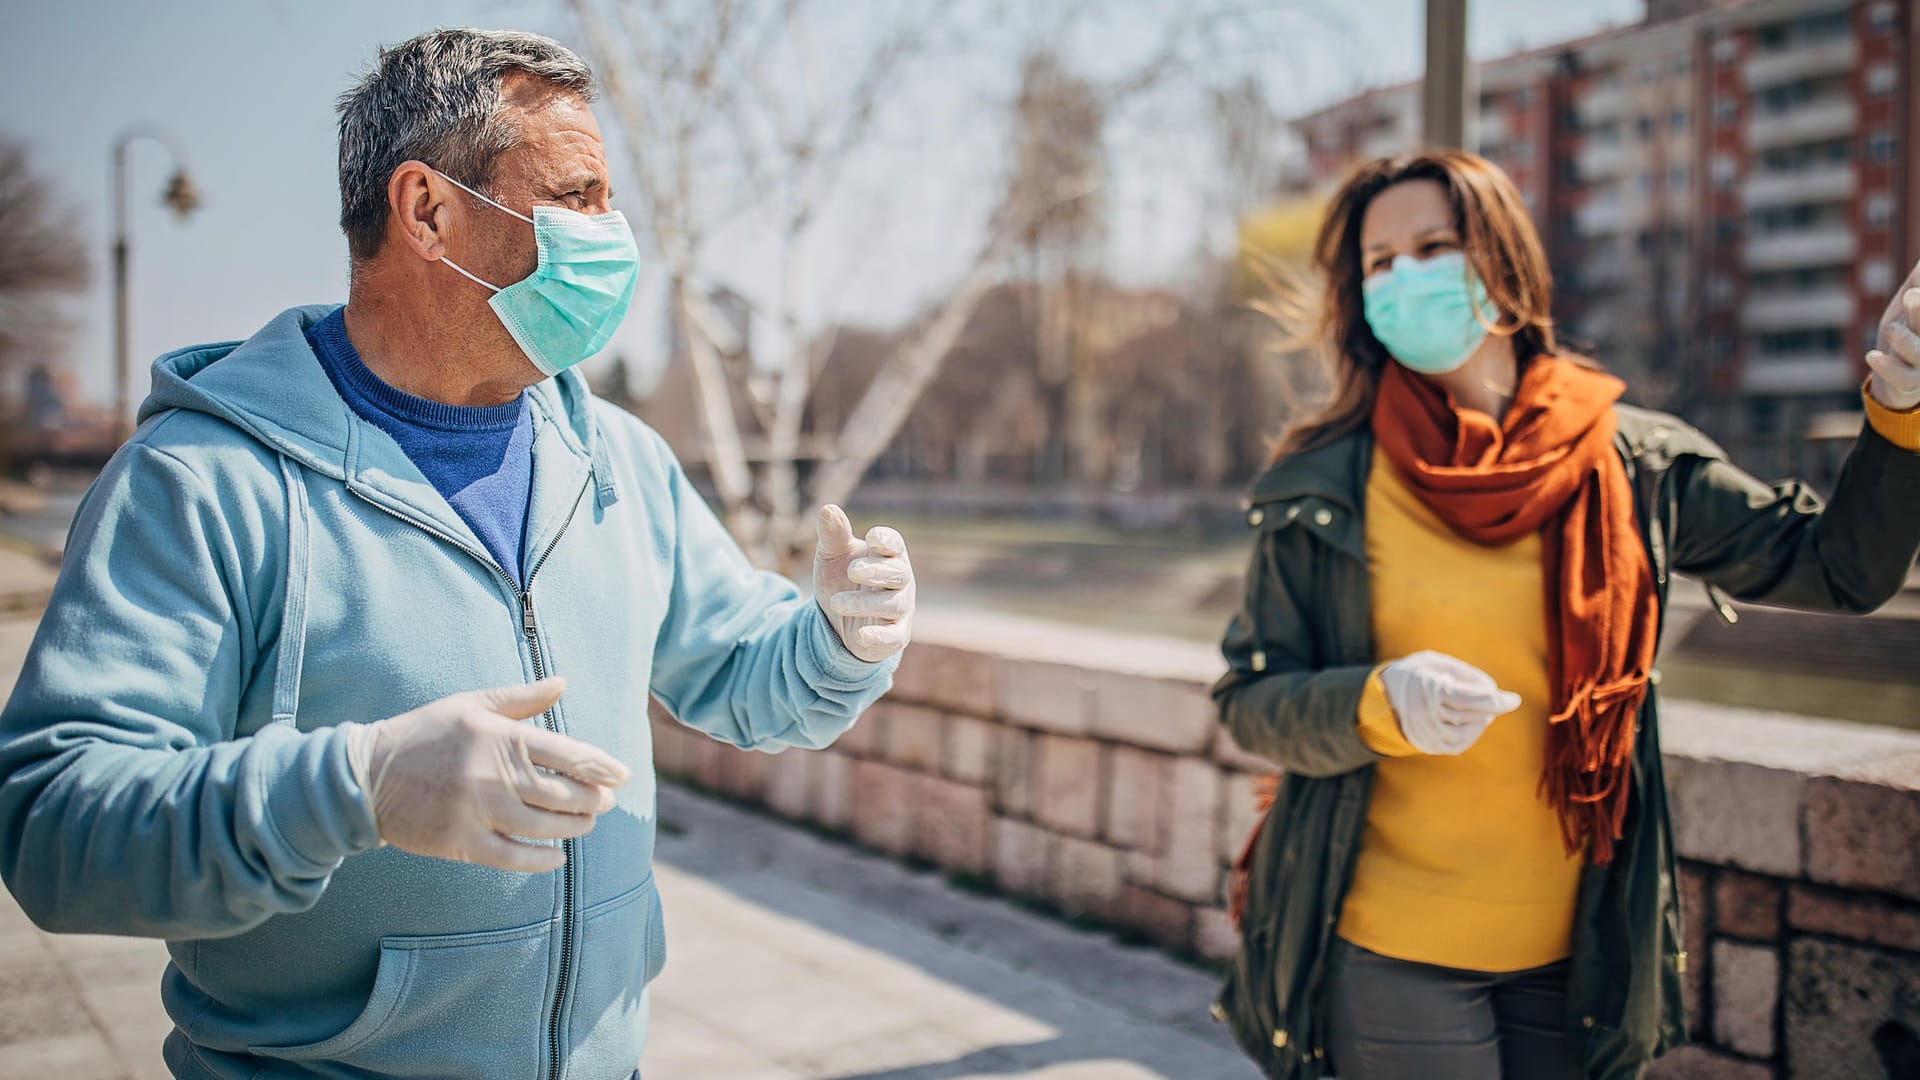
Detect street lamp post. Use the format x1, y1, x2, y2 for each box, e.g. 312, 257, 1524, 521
112, 128, 199, 442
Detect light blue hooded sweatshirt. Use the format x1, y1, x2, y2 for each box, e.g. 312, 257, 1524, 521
0, 305, 895, 1079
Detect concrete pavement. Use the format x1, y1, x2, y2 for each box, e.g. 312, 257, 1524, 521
0, 609, 1252, 1079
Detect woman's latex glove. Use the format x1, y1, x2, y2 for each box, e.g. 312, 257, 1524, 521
1866, 269, 1920, 411
1380, 650, 1523, 756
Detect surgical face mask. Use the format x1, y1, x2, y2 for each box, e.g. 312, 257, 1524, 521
1361, 251, 1500, 375
433, 168, 640, 378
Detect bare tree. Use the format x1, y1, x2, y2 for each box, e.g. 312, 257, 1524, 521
567, 0, 1333, 568
0, 138, 91, 475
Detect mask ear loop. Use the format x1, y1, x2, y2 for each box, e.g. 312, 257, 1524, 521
440, 256, 504, 293
430, 167, 535, 224
426, 166, 530, 293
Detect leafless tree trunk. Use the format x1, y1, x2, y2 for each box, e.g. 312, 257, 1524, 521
567, 0, 1335, 568
0, 138, 91, 477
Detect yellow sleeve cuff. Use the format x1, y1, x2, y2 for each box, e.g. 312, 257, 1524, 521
1357, 666, 1420, 757
1864, 381, 1920, 452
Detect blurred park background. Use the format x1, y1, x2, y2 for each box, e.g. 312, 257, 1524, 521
3, 0, 1916, 728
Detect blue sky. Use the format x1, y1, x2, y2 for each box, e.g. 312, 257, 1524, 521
0, 0, 1640, 415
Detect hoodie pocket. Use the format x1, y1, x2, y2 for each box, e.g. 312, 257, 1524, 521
564, 874, 667, 1069
248, 917, 555, 1079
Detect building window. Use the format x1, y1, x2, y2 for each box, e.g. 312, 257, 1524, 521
1871, 2, 1898, 32
1714, 218, 1740, 245
1866, 193, 1896, 229
1713, 36, 1739, 64
1638, 173, 1655, 196
1638, 115, 1655, 141
1864, 260, 1896, 295
1670, 107, 1688, 132
1511, 139, 1535, 162
1867, 64, 1898, 97
1670, 165, 1690, 191
1714, 98, 1738, 127
1868, 130, 1898, 163
1512, 88, 1531, 110
1673, 53, 1692, 76
1711, 154, 1738, 189
1637, 61, 1659, 84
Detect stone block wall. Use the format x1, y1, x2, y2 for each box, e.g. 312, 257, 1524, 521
1647, 703, 1920, 1080
648, 611, 1920, 1080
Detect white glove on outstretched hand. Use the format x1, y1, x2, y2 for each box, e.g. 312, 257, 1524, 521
343, 678, 630, 873
1380, 650, 1523, 756
1866, 279, 1920, 411
814, 504, 916, 664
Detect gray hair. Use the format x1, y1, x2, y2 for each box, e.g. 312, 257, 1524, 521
335, 28, 596, 261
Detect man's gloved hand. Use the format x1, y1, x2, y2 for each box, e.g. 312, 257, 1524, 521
343, 678, 629, 872
1380, 650, 1522, 756
813, 504, 915, 664
1866, 271, 1920, 411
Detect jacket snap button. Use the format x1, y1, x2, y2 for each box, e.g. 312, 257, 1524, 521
1248, 508, 1266, 526
1272, 1029, 1289, 1048
1210, 1003, 1228, 1023
1252, 650, 1268, 672
1649, 668, 1663, 686
1582, 1016, 1595, 1029
1313, 508, 1333, 527
1286, 505, 1301, 521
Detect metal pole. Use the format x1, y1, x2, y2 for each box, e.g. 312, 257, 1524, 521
109, 128, 194, 443
1423, 0, 1471, 150
112, 138, 131, 443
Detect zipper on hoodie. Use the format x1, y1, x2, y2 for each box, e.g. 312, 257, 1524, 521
348, 475, 590, 1080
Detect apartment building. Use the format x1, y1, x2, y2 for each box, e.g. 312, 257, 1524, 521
1693, 0, 1913, 476
1289, 0, 1914, 478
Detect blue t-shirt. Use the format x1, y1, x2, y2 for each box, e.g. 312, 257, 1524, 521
306, 308, 534, 586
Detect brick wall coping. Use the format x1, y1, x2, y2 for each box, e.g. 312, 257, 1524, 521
913, 609, 1920, 794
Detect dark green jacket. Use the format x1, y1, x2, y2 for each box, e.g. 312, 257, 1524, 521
1212, 406, 1920, 1080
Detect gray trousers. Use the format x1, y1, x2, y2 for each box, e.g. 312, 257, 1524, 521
1324, 938, 1583, 1080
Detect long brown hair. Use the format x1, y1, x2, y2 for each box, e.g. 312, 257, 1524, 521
1273, 150, 1563, 460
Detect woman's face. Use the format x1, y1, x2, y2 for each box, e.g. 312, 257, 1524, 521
1358, 179, 1463, 281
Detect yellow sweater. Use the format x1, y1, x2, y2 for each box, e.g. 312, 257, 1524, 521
1341, 389, 1920, 973
1341, 445, 1582, 972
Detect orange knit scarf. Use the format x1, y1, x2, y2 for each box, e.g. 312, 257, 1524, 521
1373, 355, 1658, 865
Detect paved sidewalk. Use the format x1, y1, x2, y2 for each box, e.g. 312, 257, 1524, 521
0, 612, 1252, 1080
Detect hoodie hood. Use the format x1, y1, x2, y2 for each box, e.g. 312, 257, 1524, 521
138, 304, 607, 488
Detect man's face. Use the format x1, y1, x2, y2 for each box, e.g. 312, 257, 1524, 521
449, 74, 615, 295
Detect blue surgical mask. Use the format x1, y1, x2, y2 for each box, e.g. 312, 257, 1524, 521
1361, 251, 1500, 375
433, 168, 640, 378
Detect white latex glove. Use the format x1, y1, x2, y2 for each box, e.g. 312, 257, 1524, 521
814, 504, 915, 663
343, 677, 629, 872
1379, 650, 1523, 756
1866, 274, 1920, 411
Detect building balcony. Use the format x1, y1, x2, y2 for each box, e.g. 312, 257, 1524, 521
1742, 165, 1856, 209
1738, 353, 1858, 394
1740, 287, 1855, 332
1742, 225, 1856, 271
1577, 141, 1634, 182
1743, 37, 1857, 91
1359, 127, 1414, 161
1477, 109, 1511, 149
1574, 200, 1631, 238
1580, 83, 1631, 124
1746, 99, 1858, 151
